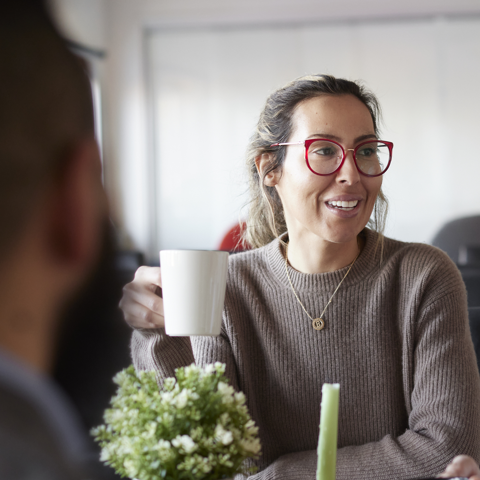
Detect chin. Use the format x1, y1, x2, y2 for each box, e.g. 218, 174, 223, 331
321, 224, 365, 245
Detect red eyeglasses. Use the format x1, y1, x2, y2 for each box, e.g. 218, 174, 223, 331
270, 138, 393, 177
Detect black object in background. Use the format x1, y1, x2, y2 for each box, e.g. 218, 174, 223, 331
432, 215, 480, 308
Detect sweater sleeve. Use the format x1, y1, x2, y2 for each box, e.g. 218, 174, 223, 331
248, 263, 480, 480
131, 328, 195, 378
131, 326, 240, 390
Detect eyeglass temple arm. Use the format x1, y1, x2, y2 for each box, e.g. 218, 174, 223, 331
270, 141, 304, 146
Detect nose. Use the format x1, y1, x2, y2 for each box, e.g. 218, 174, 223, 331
336, 149, 360, 185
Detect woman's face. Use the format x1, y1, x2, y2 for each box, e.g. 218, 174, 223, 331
271, 94, 382, 246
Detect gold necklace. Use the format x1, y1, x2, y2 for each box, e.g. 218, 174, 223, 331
285, 243, 360, 331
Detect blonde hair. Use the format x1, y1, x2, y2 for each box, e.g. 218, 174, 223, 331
244, 74, 388, 249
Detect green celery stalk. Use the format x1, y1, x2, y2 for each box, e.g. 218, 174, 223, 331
317, 383, 340, 480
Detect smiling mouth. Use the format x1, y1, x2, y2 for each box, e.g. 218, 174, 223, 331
326, 200, 359, 211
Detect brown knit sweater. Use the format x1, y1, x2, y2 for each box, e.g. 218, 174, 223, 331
131, 228, 480, 480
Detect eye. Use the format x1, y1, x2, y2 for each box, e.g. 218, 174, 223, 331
313, 147, 335, 156
357, 147, 376, 157
307, 141, 341, 159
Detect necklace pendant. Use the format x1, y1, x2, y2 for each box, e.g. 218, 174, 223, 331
312, 318, 325, 331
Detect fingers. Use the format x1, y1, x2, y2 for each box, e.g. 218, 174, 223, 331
119, 266, 165, 329
440, 455, 480, 479
121, 298, 165, 329
134, 266, 162, 288
125, 280, 164, 313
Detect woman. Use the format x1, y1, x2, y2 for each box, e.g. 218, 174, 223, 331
121, 75, 480, 479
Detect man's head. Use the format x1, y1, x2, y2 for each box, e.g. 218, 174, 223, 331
0, 0, 107, 372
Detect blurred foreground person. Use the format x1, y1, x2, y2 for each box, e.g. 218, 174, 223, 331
0, 1, 108, 478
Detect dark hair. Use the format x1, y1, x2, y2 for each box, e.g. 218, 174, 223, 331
245, 74, 387, 248
0, 0, 94, 259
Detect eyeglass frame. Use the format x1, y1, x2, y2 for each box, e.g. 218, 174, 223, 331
270, 138, 394, 177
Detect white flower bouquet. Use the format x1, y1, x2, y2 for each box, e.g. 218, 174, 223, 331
92, 363, 261, 480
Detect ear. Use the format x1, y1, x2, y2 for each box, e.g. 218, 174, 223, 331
47, 137, 106, 272
255, 153, 281, 187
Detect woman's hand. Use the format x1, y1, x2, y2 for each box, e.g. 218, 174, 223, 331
119, 266, 165, 329
439, 455, 480, 480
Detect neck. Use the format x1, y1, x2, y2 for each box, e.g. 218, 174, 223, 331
0, 252, 60, 375
0, 305, 57, 374
285, 232, 362, 274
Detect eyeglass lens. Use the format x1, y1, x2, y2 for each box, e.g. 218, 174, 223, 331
307, 140, 390, 176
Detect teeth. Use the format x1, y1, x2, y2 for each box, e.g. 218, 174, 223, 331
328, 200, 358, 208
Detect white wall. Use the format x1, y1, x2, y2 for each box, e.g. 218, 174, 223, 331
147, 18, 480, 252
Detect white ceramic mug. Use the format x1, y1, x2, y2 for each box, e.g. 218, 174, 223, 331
159, 250, 229, 336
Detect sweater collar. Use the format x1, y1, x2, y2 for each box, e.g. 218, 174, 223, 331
266, 228, 382, 292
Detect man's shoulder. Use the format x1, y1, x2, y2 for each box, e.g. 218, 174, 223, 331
0, 353, 92, 480
0, 384, 83, 480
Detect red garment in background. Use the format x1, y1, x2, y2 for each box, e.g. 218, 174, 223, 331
218, 223, 251, 252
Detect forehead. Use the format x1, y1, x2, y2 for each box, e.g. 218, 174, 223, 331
290, 94, 375, 138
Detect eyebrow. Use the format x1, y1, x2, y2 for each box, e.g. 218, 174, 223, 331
306, 133, 377, 143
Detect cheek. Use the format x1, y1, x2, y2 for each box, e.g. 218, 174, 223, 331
278, 174, 332, 206
365, 178, 382, 206
275, 152, 337, 208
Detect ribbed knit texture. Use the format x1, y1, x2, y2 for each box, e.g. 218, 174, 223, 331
131, 229, 480, 480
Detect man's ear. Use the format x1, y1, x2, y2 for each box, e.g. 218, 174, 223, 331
254, 153, 281, 187
47, 137, 105, 271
